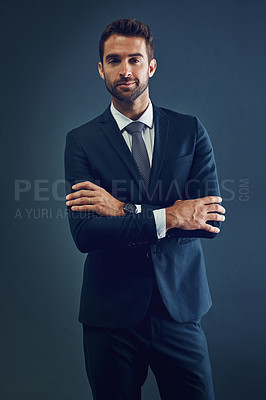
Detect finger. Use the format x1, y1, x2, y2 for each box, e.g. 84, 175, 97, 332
70, 204, 96, 212
206, 204, 226, 214
66, 190, 97, 200
203, 222, 220, 234
66, 197, 95, 206
206, 213, 226, 222
200, 196, 222, 204
72, 181, 99, 191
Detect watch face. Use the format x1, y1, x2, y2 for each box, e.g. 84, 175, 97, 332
123, 202, 137, 214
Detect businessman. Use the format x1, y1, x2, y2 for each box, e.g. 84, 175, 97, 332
64, 19, 225, 400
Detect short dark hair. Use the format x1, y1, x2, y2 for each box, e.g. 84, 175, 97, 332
99, 19, 154, 63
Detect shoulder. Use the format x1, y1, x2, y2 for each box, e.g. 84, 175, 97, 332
154, 105, 210, 132
154, 105, 212, 148
154, 105, 200, 133
154, 104, 197, 125
159, 106, 194, 119
67, 111, 106, 140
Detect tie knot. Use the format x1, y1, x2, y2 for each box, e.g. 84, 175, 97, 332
125, 122, 146, 135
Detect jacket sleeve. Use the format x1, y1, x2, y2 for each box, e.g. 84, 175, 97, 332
64, 130, 159, 253
166, 116, 222, 240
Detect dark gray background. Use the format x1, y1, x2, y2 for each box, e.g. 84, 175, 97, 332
1, 0, 265, 399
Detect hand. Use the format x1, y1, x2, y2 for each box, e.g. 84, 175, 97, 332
166, 196, 225, 234
66, 181, 125, 216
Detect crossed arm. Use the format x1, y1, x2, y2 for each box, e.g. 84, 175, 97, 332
64, 118, 225, 252
66, 181, 225, 234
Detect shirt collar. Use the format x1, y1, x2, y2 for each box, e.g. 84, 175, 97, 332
110, 101, 153, 131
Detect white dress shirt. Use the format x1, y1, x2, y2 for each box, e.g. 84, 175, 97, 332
110, 102, 166, 239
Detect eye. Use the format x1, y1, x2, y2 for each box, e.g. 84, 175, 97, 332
108, 59, 120, 64
130, 58, 140, 64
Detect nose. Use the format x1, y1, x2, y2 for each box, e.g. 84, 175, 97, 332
119, 61, 132, 78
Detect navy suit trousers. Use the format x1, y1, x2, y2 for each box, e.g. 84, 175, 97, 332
82, 281, 215, 400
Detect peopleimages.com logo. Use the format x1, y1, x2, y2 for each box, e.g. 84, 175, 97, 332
13, 178, 249, 220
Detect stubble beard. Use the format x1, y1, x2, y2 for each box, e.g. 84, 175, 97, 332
104, 73, 150, 103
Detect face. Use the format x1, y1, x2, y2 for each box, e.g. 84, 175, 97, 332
98, 35, 156, 103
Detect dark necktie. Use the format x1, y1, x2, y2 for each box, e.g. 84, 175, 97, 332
125, 122, 151, 189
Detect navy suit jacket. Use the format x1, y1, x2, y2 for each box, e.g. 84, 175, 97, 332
64, 104, 221, 328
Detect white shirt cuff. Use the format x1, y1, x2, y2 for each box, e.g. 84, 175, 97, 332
136, 206, 166, 239
136, 204, 142, 214
153, 208, 166, 239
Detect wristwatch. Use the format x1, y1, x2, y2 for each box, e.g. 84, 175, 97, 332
123, 202, 137, 215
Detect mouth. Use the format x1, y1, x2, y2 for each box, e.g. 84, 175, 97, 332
117, 81, 136, 88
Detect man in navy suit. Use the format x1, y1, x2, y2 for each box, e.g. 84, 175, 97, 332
65, 19, 225, 400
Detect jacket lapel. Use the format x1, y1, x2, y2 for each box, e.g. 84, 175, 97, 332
99, 106, 146, 197
148, 105, 169, 196
99, 104, 170, 202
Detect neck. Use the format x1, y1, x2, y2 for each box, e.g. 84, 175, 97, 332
111, 91, 150, 120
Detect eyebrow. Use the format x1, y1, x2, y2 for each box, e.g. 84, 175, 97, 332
105, 53, 144, 61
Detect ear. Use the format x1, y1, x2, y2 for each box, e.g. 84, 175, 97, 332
98, 62, 105, 80
149, 58, 157, 78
